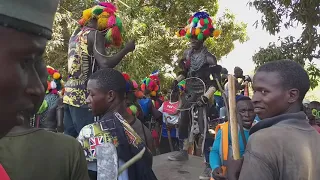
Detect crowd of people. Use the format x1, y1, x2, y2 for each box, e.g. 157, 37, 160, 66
0, 1, 320, 180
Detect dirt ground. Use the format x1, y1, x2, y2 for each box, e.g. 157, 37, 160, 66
153, 152, 205, 180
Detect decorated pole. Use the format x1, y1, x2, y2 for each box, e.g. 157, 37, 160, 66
228, 75, 240, 160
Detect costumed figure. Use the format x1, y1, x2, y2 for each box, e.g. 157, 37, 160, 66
139, 72, 163, 154
32, 66, 64, 132
63, 2, 135, 138
168, 11, 222, 163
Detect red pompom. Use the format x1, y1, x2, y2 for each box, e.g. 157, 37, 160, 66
78, 18, 86, 26
111, 26, 122, 47
122, 73, 130, 81
200, 19, 205, 26
203, 29, 211, 36
208, 23, 213, 29
141, 84, 146, 91
191, 28, 196, 35
47, 68, 55, 75
208, 17, 213, 24
180, 29, 186, 36
188, 16, 193, 23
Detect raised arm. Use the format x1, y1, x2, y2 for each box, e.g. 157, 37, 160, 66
88, 30, 135, 68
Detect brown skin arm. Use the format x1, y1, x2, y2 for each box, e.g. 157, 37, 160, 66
88, 30, 135, 68
206, 53, 217, 66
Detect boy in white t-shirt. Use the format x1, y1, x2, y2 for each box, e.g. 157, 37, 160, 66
158, 91, 180, 154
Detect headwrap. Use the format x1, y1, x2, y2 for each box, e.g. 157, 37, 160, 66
176, 11, 221, 40
46, 66, 64, 95
78, 2, 124, 47
0, 0, 59, 39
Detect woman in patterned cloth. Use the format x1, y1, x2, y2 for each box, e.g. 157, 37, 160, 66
33, 66, 64, 132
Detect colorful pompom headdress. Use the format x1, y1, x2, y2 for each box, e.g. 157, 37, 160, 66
141, 77, 159, 97
176, 11, 221, 41
122, 73, 143, 116
78, 2, 124, 47
46, 66, 63, 95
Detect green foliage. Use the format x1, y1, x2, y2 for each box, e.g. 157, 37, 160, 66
45, 0, 248, 91
252, 38, 320, 89
250, 0, 320, 89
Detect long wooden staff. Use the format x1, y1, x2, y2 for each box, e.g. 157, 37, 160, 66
228, 75, 240, 160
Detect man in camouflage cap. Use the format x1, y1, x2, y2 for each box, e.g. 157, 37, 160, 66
0, 1, 89, 179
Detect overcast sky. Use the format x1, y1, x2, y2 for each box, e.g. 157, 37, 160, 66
216, 0, 319, 75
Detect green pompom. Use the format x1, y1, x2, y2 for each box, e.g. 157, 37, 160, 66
92, 7, 103, 15
146, 78, 150, 86
105, 29, 113, 43
116, 16, 123, 32
192, 17, 199, 24
129, 105, 138, 115
202, 24, 208, 30
204, 18, 209, 24
197, 33, 204, 40
186, 33, 191, 38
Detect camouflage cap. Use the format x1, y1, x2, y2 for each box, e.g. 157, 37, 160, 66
0, 0, 59, 39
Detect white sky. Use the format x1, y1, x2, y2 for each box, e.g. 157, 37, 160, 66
216, 0, 320, 75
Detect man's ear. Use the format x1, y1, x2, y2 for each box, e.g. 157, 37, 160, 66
107, 90, 116, 103
288, 88, 299, 104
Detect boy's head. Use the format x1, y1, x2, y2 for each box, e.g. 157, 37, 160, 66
0, 0, 58, 132
234, 66, 243, 79
236, 96, 255, 129
252, 59, 310, 120
305, 101, 320, 122
87, 68, 126, 116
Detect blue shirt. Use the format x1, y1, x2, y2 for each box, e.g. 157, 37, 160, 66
209, 126, 250, 170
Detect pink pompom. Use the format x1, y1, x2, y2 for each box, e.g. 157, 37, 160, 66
132, 80, 138, 89
107, 15, 116, 28
111, 26, 122, 46
100, 2, 117, 14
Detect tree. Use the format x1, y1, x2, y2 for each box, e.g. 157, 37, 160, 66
45, 0, 248, 91
249, 0, 320, 88
252, 38, 320, 88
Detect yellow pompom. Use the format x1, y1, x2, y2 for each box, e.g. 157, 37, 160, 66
98, 12, 109, 19
186, 29, 191, 35
213, 29, 221, 38
150, 91, 156, 97
97, 17, 108, 30
53, 72, 60, 80
83, 8, 92, 20
175, 31, 181, 37
195, 28, 201, 35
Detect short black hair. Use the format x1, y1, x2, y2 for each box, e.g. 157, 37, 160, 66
236, 95, 251, 102
256, 59, 310, 102
89, 68, 126, 99
221, 68, 228, 74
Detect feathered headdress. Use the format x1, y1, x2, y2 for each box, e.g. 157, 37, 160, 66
176, 11, 221, 40
78, 2, 123, 47
46, 66, 63, 95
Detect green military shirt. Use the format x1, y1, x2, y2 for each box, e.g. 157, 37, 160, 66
0, 129, 89, 180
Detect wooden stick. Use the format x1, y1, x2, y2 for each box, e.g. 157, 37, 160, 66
228, 75, 240, 160
118, 147, 146, 175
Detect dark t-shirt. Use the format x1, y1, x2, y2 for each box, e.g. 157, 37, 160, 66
0, 129, 89, 180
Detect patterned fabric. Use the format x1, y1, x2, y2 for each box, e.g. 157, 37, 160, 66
63, 27, 97, 107
77, 112, 144, 162
78, 112, 157, 180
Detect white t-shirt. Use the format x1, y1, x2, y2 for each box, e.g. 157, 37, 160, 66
158, 101, 180, 138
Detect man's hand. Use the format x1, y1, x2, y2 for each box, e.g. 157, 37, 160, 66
227, 158, 244, 180
125, 40, 135, 52
196, 95, 209, 107
212, 167, 226, 180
